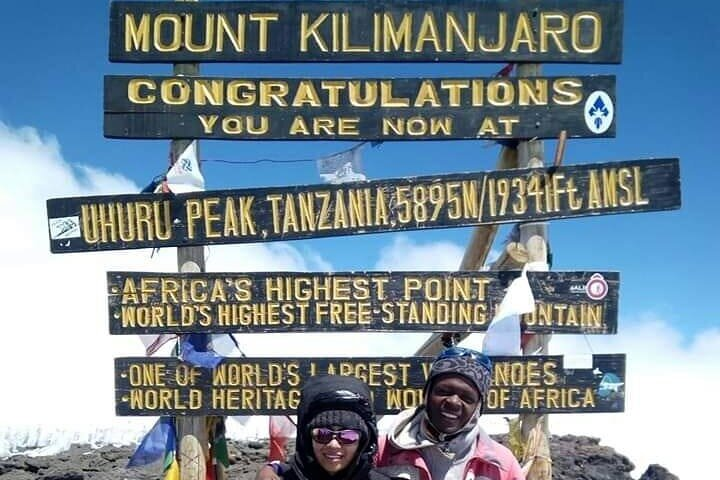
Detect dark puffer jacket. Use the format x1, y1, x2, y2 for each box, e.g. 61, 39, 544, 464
284, 375, 415, 480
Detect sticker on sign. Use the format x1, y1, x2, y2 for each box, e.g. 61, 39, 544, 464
584, 91, 615, 134
48, 216, 80, 240
585, 274, 609, 301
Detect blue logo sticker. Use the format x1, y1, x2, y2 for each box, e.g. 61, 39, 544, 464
584, 91, 614, 134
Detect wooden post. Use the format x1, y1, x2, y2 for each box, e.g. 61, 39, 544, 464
514, 63, 552, 480
414, 145, 517, 357
175, 206, 209, 480
413, 64, 553, 478
458, 146, 518, 271
172, 2, 211, 478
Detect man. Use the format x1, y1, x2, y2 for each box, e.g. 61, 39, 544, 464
259, 347, 523, 480
376, 346, 524, 480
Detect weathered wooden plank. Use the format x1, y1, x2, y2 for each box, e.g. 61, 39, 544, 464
103, 75, 616, 141
46, 158, 681, 254
109, 1, 623, 64
114, 354, 626, 415
107, 271, 619, 335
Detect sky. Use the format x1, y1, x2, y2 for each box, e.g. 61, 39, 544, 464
0, 1, 718, 478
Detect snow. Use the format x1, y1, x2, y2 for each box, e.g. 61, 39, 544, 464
0, 424, 147, 458
0, 416, 275, 459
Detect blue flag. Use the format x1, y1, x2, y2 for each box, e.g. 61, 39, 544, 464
128, 417, 176, 467
181, 334, 223, 369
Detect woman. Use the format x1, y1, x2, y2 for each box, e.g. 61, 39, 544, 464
265, 374, 415, 480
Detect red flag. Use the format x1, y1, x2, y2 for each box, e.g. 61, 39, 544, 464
206, 444, 216, 480
268, 416, 296, 462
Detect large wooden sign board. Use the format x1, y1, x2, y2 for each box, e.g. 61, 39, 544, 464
47, 159, 680, 254
115, 354, 626, 415
104, 75, 616, 141
108, 271, 619, 335
109, 0, 623, 64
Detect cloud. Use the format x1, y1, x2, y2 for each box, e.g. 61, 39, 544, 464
372, 235, 716, 478
458, 314, 719, 479
548, 317, 719, 480
0, 121, 333, 431
374, 234, 465, 271
2, 121, 713, 479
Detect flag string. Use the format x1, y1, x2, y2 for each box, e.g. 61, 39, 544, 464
150, 62, 514, 172
202, 141, 371, 166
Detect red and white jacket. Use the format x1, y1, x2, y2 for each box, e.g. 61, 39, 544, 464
375, 409, 524, 480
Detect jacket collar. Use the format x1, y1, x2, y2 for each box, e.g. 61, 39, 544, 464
388, 407, 509, 473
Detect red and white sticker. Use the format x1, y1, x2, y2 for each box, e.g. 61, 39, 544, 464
585, 273, 608, 301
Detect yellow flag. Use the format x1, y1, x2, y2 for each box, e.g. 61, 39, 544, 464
506, 417, 525, 460
164, 458, 180, 480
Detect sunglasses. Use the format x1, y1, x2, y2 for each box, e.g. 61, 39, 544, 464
437, 346, 492, 371
311, 428, 362, 445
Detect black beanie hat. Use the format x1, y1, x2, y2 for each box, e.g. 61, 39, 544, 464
307, 409, 368, 436
426, 354, 492, 399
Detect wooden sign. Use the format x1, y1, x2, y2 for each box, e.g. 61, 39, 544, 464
47, 158, 680, 254
115, 354, 626, 415
109, 0, 623, 64
107, 271, 619, 335
104, 75, 616, 141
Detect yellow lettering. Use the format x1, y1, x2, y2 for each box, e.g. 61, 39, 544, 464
125, 14, 150, 52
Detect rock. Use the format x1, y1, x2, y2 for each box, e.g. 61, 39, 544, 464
246, 440, 266, 449
0, 471, 37, 480
0, 435, 678, 480
563, 437, 635, 480
639, 464, 680, 480
41, 465, 85, 480
98, 446, 127, 463
24, 456, 51, 472
0, 458, 26, 475
494, 434, 636, 480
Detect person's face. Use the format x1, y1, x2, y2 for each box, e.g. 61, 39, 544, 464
426, 374, 481, 434
311, 427, 361, 474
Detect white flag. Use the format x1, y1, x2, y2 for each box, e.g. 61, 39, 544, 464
166, 141, 205, 193
317, 146, 366, 184
138, 334, 177, 356
210, 334, 240, 357
482, 265, 538, 355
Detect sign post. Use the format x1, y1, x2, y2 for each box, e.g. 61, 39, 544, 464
516, 61, 553, 480
169, 2, 211, 478
103, 74, 617, 141
106, 270, 621, 336
46, 158, 682, 253
84, 2, 660, 479
114, 354, 627, 416
109, 0, 624, 64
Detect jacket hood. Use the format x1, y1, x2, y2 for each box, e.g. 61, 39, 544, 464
386, 407, 509, 477
388, 406, 481, 455
292, 375, 378, 480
